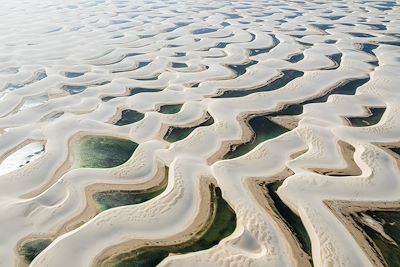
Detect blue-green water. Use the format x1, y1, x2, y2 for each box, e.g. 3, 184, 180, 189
93, 175, 167, 211
266, 181, 312, 257
164, 115, 214, 142
249, 34, 280, 56
215, 69, 303, 98
102, 87, 162, 102
287, 53, 304, 63
354, 210, 400, 266
108, 187, 236, 267
158, 104, 183, 114
78, 136, 138, 168
63, 85, 87, 95
19, 239, 52, 263
115, 110, 144, 126
347, 108, 385, 127
64, 72, 84, 78
272, 77, 370, 116
224, 116, 289, 159
227, 60, 258, 76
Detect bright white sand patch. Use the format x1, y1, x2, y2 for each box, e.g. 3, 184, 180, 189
0, 142, 45, 176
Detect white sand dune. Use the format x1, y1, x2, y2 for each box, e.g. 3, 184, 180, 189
0, 0, 399, 266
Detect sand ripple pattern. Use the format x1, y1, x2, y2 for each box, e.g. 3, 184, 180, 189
0, 0, 399, 266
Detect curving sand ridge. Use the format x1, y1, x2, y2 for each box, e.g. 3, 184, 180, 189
0, 0, 399, 266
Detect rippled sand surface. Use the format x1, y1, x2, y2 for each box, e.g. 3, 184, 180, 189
0, 0, 399, 266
